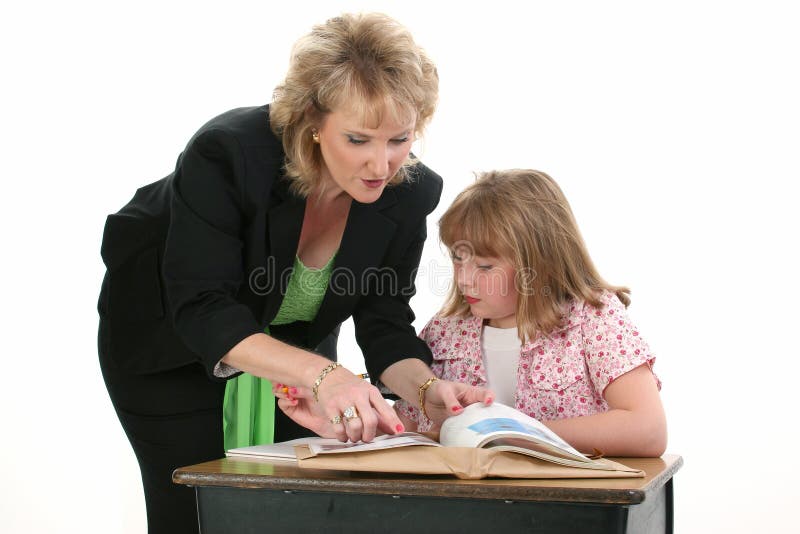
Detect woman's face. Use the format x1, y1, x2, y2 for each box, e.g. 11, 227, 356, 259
452, 247, 519, 329
316, 104, 416, 203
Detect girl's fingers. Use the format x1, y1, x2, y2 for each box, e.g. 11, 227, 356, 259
459, 385, 495, 406
431, 381, 464, 415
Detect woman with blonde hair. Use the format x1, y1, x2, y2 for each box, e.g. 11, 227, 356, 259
98, 13, 489, 533
393, 169, 667, 457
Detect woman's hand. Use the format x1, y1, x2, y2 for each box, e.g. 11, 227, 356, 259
273, 383, 340, 439
274, 370, 405, 443
421, 380, 494, 428
312, 368, 404, 442
222, 332, 404, 442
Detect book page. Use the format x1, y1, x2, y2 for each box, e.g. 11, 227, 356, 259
440, 403, 588, 462
226, 433, 439, 460
226, 437, 339, 461
305, 432, 439, 455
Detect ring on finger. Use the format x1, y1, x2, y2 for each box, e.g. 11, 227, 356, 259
330, 415, 342, 425
343, 405, 359, 421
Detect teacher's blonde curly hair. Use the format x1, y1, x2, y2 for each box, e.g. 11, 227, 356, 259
270, 12, 439, 197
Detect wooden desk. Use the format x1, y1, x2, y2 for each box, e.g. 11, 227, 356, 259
174, 454, 682, 534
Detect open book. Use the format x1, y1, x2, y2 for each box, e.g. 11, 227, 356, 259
227, 403, 610, 471
226, 432, 439, 461
438, 402, 606, 469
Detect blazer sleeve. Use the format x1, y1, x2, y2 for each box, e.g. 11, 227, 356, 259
352, 173, 443, 382
162, 127, 265, 377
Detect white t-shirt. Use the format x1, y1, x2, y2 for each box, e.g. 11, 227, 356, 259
480, 324, 522, 407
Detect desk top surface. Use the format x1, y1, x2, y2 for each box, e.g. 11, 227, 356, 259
174, 454, 682, 505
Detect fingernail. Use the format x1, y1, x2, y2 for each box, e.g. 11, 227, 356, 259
395, 424, 404, 433
276, 383, 283, 388
486, 398, 494, 404
289, 387, 297, 395
452, 406, 462, 412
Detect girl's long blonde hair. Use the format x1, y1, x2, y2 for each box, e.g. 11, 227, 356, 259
439, 169, 630, 341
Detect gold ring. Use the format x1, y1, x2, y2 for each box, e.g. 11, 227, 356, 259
343, 406, 359, 421
330, 415, 342, 425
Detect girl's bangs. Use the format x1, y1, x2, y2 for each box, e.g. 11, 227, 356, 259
440, 200, 509, 260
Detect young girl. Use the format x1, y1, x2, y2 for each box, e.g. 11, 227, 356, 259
394, 169, 666, 457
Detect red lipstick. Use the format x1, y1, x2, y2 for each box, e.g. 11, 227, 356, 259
361, 178, 385, 189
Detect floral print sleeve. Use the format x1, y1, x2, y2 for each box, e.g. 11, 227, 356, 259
580, 292, 660, 395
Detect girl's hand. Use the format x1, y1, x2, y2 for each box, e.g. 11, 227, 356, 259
422, 380, 494, 427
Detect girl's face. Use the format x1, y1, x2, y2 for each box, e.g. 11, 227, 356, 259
452, 247, 518, 328
316, 104, 416, 203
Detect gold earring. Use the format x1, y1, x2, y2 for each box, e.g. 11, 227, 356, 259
311, 129, 320, 143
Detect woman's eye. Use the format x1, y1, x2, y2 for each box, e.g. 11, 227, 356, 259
347, 136, 367, 145
391, 137, 409, 144
477, 264, 493, 270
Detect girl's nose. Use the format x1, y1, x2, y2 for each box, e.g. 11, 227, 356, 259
456, 263, 472, 290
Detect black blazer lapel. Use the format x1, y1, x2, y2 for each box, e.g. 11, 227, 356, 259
263, 181, 306, 324
308, 189, 398, 346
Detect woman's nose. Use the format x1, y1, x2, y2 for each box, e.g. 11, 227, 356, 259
367, 144, 390, 179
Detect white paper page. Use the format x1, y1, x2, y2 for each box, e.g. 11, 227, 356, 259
440, 403, 584, 458
226, 437, 344, 460
306, 432, 439, 455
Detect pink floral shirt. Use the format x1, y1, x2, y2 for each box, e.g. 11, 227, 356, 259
396, 291, 659, 431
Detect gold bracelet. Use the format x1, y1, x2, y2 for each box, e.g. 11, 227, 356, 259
418, 377, 439, 420
312, 362, 342, 402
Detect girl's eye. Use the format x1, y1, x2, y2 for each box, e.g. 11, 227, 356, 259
477, 264, 493, 270
347, 136, 367, 145
391, 137, 409, 144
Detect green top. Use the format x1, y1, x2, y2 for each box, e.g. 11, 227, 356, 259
223, 253, 336, 450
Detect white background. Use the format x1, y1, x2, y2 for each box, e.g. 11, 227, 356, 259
2, 1, 798, 532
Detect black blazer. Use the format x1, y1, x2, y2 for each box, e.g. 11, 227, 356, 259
99, 105, 441, 381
